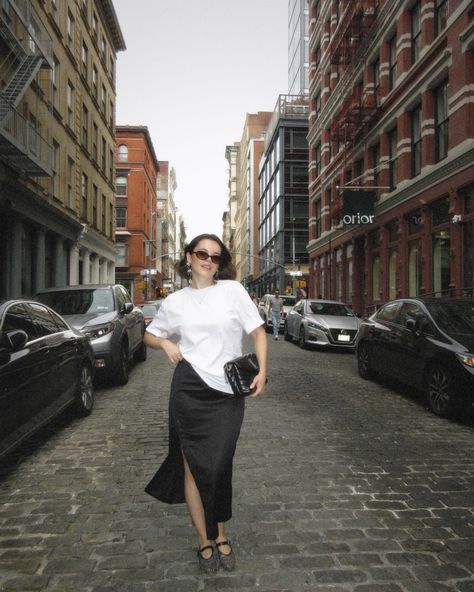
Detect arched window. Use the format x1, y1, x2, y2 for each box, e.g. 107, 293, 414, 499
118, 144, 128, 162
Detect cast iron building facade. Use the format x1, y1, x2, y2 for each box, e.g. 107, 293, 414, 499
256, 95, 309, 295
307, 0, 474, 314
0, 0, 125, 298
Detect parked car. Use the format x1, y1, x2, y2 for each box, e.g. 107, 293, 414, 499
0, 299, 95, 458
284, 299, 361, 349
35, 284, 146, 385
138, 300, 163, 327
356, 297, 474, 417
258, 294, 296, 332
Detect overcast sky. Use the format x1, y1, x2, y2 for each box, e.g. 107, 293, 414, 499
113, 0, 288, 241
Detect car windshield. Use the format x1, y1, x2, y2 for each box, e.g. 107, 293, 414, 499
425, 300, 474, 334
309, 302, 355, 316
36, 290, 114, 315
282, 296, 296, 306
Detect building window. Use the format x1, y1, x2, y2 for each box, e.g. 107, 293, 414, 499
109, 99, 114, 128
67, 11, 74, 46
388, 35, 397, 90
52, 140, 59, 197
92, 12, 98, 42
52, 56, 59, 110
435, 80, 448, 162
67, 157, 74, 208
118, 144, 128, 162
435, 0, 447, 36
432, 231, 451, 294
388, 127, 397, 190
116, 207, 127, 227
81, 42, 88, 79
411, 2, 421, 64
388, 250, 398, 300
81, 173, 88, 220
51, 0, 58, 23
371, 143, 380, 187
109, 149, 114, 180
82, 104, 88, 148
315, 200, 321, 238
372, 256, 380, 302
115, 242, 127, 267
372, 58, 380, 105
67, 81, 73, 127
92, 122, 98, 161
408, 241, 422, 296
315, 143, 322, 177
101, 84, 106, 113
101, 138, 106, 172
101, 36, 107, 60
411, 105, 422, 177
92, 184, 98, 228
102, 194, 107, 234
116, 176, 127, 196
92, 65, 98, 99
109, 203, 113, 238
315, 91, 321, 118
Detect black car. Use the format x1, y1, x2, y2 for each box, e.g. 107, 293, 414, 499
356, 297, 474, 417
0, 299, 95, 458
35, 284, 146, 385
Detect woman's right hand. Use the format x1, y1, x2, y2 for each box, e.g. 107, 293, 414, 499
161, 339, 183, 364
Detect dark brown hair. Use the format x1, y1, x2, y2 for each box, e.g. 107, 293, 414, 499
177, 233, 236, 281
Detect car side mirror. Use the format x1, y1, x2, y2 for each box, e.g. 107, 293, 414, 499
122, 302, 134, 315
4, 329, 28, 351
406, 318, 419, 333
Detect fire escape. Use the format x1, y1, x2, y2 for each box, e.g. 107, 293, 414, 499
328, 0, 380, 220
0, 0, 53, 176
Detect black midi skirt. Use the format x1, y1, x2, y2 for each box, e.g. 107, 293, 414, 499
145, 359, 245, 540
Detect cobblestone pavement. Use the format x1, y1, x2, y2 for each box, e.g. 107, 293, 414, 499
0, 337, 473, 592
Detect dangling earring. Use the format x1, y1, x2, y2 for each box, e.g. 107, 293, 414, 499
214, 269, 219, 281
186, 262, 192, 284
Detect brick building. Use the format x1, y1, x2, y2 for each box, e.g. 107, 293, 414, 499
0, 0, 125, 297
115, 126, 159, 302
307, 0, 474, 315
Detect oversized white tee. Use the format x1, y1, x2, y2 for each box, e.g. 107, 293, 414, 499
146, 280, 264, 393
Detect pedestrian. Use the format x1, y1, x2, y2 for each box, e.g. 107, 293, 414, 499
268, 289, 283, 340
143, 233, 268, 574
250, 291, 259, 307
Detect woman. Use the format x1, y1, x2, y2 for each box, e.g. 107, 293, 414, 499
144, 233, 267, 573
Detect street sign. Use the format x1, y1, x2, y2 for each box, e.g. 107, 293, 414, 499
288, 270, 303, 277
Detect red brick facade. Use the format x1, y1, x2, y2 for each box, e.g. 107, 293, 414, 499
115, 126, 159, 303
308, 0, 474, 315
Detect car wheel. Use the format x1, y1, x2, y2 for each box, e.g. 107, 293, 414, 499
75, 363, 94, 416
134, 339, 147, 362
298, 327, 307, 349
357, 342, 375, 380
426, 364, 457, 417
114, 342, 130, 386
283, 323, 292, 341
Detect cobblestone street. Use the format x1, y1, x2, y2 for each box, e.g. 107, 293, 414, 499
0, 337, 473, 592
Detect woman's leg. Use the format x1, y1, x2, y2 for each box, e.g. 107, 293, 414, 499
182, 454, 213, 558
216, 523, 232, 554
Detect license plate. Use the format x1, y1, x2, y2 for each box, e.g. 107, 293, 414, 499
338, 334, 350, 342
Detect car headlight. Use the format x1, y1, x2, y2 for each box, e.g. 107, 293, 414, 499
307, 321, 328, 332
82, 322, 115, 340
456, 352, 474, 368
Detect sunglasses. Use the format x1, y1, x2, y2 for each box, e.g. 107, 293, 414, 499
192, 250, 222, 265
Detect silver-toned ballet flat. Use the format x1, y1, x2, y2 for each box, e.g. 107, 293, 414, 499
197, 545, 219, 574
216, 540, 235, 571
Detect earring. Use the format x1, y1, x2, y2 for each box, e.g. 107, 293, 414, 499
186, 262, 192, 281
214, 270, 219, 280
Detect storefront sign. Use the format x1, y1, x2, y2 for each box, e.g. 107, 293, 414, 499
342, 191, 376, 225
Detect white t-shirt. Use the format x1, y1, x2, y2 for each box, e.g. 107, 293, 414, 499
146, 280, 263, 393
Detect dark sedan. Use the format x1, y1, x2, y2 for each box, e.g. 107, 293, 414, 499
356, 297, 474, 417
0, 299, 95, 458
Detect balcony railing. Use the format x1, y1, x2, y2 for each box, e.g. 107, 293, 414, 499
0, 103, 53, 176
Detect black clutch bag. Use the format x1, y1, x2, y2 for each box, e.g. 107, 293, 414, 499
224, 353, 261, 397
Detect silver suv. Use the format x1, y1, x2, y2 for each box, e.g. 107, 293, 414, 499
35, 284, 146, 385
257, 294, 296, 333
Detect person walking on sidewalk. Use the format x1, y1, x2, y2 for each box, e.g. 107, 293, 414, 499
143, 233, 268, 574
268, 289, 284, 340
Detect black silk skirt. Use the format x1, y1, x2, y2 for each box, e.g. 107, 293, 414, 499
145, 359, 245, 540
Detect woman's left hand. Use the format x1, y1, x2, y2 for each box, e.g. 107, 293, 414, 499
249, 372, 267, 397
